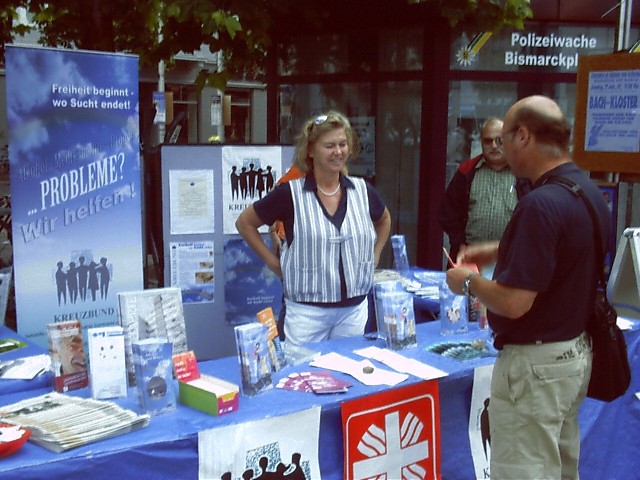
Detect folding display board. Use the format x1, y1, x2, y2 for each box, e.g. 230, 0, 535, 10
160, 145, 294, 361
607, 227, 640, 319
573, 53, 640, 173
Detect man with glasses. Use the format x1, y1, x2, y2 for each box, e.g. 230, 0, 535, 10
446, 96, 610, 479
439, 118, 527, 260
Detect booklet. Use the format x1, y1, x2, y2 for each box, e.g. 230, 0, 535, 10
88, 326, 128, 400
117, 287, 188, 385
255, 307, 286, 371
132, 338, 176, 416
47, 320, 89, 392
277, 371, 352, 394
234, 323, 273, 396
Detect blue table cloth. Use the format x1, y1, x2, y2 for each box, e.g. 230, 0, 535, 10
0, 320, 638, 479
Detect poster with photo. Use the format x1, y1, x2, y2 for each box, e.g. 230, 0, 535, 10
5, 45, 143, 348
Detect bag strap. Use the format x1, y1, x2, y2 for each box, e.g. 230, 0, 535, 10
544, 175, 607, 288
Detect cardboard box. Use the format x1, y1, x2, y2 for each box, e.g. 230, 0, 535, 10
178, 375, 239, 416
173, 351, 239, 416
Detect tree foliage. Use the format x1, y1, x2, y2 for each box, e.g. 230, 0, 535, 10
1, 0, 532, 89
411, 0, 533, 31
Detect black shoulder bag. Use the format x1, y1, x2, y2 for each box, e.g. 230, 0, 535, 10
549, 176, 631, 402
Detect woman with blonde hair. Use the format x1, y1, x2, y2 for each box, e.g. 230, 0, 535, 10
236, 111, 391, 345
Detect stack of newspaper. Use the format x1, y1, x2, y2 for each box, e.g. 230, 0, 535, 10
0, 392, 149, 452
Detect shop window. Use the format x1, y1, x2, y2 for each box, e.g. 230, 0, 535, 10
446, 81, 576, 185
278, 83, 372, 144
376, 81, 422, 266
224, 90, 252, 144
165, 84, 198, 144
379, 28, 424, 71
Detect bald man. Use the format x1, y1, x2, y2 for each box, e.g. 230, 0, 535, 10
439, 118, 527, 260
447, 96, 610, 479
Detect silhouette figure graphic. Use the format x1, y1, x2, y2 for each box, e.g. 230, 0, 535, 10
230, 166, 240, 200
97, 257, 110, 300
480, 397, 491, 459
255, 456, 279, 480
66, 261, 78, 304
285, 453, 306, 480
264, 166, 275, 192
247, 163, 258, 199
239, 167, 249, 199
256, 168, 265, 199
55, 261, 67, 306
242, 468, 254, 480
216, 451, 309, 480
77, 256, 89, 301
88, 261, 99, 301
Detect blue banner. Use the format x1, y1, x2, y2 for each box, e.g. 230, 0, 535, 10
5, 45, 143, 348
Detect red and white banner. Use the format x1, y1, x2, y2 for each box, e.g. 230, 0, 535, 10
342, 381, 441, 480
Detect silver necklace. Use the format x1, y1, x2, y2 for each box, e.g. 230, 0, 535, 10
317, 183, 341, 197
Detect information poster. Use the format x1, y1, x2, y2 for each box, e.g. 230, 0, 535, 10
152, 91, 166, 125
5, 45, 143, 348
221, 146, 282, 234
169, 240, 215, 303
584, 69, 640, 153
169, 169, 214, 234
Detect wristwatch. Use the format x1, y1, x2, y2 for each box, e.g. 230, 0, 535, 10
462, 273, 478, 296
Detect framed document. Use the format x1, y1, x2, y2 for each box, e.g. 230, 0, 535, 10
574, 53, 640, 173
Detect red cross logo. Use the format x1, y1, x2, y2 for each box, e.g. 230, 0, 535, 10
342, 381, 441, 480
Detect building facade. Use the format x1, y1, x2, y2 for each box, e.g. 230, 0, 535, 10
1, 1, 639, 272
265, 0, 640, 269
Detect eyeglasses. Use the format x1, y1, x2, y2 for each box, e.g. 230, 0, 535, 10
481, 136, 502, 147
